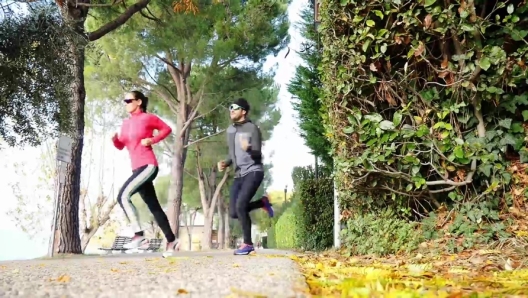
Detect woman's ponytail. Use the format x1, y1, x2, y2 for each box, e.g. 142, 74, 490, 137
130, 90, 149, 112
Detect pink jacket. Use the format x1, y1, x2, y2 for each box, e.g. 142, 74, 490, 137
112, 111, 172, 170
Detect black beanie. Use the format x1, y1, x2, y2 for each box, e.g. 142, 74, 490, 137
233, 98, 250, 112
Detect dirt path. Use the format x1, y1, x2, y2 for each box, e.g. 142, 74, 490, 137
0, 249, 309, 298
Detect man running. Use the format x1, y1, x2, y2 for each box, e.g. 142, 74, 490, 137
112, 90, 179, 258
217, 98, 274, 255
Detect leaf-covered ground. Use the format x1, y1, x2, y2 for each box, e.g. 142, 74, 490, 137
291, 246, 528, 297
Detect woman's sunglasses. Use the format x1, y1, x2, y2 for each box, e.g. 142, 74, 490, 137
229, 104, 242, 111
124, 98, 135, 104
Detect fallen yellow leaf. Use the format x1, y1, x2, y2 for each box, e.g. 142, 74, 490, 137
57, 275, 71, 283
230, 287, 267, 298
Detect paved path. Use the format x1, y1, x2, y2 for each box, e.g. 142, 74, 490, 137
0, 249, 309, 298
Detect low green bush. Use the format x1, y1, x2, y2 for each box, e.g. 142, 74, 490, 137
340, 209, 423, 256
267, 165, 335, 251
297, 176, 334, 251
266, 222, 276, 248
274, 202, 303, 249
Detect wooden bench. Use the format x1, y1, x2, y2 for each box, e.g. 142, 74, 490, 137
139, 238, 163, 253
98, 236, 132, 254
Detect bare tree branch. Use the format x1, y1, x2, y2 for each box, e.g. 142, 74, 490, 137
88, 0, 151, 41
140, 64, 179, 104
155, 54, 180, 73
139, 8, 159, 22
208, 170, 230, 218
192, 103, 223, 122
160, 139, 174, 156
75, 0, 123, 7
184, 168, 199, 180
179, 80, 208, 137
184, 129, 225, 148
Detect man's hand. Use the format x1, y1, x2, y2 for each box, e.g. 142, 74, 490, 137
112, 133, 119, 141
141, 138, 153, 146
239, 135, 251, 151
217, 160, 227, 172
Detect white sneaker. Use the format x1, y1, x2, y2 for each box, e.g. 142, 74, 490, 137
162, 240, 180, 258
123, 236, 147, 249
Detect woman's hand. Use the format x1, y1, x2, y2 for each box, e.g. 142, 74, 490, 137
141, 138, 153, 146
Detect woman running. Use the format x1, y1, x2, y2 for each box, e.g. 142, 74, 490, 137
112, 90, 179, 257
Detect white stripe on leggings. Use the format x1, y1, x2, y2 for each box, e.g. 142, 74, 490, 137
120, 165, 157, 233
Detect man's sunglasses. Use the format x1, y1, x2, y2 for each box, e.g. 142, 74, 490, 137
229, 104, 243, 111
124, 98, 135, 104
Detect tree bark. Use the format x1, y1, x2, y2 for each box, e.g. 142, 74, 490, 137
224, 211, 231, 249
217, 196, 225, 249
167, 136, 184, 237
167, 103, 191, 238
182, 208, 192, 251
53, 25, 87, 254
202, 214, 213, 250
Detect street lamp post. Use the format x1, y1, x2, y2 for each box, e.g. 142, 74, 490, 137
314, 0, 321, 30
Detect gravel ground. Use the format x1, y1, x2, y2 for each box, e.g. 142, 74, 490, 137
0, 249, 309, 298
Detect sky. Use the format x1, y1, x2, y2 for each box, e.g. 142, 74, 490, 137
0, 0, 313, 261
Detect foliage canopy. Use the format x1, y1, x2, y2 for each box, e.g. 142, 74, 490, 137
0, 6, 72, 146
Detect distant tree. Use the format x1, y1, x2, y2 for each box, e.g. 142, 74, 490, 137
287, 5, 332, 167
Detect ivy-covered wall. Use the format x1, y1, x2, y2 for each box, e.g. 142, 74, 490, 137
319, 0, 528, 252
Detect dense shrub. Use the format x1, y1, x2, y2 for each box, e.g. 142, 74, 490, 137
263, 194, 297, 249
341, 209, 423, 256
318, 0, 528, 249
297, 176, 334, 251
266, 223, 276, 248
274, 202, 303, 249
268, 165, 334, 251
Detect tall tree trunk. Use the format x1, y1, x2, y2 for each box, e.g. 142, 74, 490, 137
202, 215, 213, 250
224, 211, 231, 249
53, 30, 86, 254
185, 217, 192, 251
217, 196, 225, 249
167, 135, 184, 238
167, 100, 191, 238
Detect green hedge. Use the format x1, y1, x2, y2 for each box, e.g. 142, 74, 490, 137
340, 209, 423, 256
266, 222, 276, 248
274, 201, 303, 249
267, 166, 334, 251
298, 177, 334, 251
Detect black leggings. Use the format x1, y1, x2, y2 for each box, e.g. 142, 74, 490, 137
117, 164, 175, 243
229, 171, 265, 245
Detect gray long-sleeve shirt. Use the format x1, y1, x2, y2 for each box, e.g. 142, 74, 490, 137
224, 119, 263, 178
